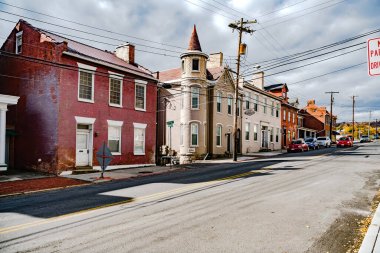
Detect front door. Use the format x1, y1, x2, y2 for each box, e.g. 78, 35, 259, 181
76, 129, 90, 166
261, 127, 268, 148
226, 133, 231, 153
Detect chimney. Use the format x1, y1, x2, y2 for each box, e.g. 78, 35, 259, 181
115, 43, 135, 64
208, 52, 223, 68
251, 71, 264, 90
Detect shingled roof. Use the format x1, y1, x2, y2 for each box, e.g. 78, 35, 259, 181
187, 25, 202, 51
159, 66, 225, 83
264, 83, 289, 92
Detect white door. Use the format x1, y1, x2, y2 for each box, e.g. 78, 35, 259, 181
76, 130, 90, 166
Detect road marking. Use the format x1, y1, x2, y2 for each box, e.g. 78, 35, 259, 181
0, 169, 272, 234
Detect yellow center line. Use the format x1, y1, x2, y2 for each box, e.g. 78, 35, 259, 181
0, 168, 271, 234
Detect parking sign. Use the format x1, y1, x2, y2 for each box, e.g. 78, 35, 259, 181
368, 37, 380, 76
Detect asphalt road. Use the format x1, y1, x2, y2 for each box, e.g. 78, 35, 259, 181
0, 142, 379, 253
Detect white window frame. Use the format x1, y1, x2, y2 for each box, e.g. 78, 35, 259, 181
293, 113, 296, 124
135, 80, 147, 111
245, 122, 250, 141
276, 128, 279, 143
276, 104, 280, 118
288, 111, 291, 122
254, 95, 259, 112
216, 92, 222, 113
283, 109, 286, 121
227, 95, 233, 115
133, 122, 147, 155
107, 120, 123, 155
216, 124, 222, 147
190, 123, 199, 147
15, 31, 23, 54
192, 58, 200, 72
253, 124, 258, 141
271, 101, 274, 116
245, 92, 250, 109
270, 127, 274, 143
77, 63, 96, 103
191, 86, 200, 110
263, 98, 267, 114
108, 71, 124, 108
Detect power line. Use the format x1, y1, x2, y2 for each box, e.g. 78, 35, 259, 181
0, 1, 186, 50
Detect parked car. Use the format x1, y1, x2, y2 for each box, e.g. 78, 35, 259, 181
360, 135, 370, 143
305, 137, 319, 150
287, 139, 309, 152
316, 136, 332, 148
337, 137, 353, 147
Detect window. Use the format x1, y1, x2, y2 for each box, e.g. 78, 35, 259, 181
180, 124, 183, 146
245, 92, 250, 109
108, 121, 123, 154
245, 122, 250, 141
283, 109, 286, 121
263, 98, 267, 114
271, 101, 274, 116
254, 124, 258, 141
276, 104, 280, 118
78, 63, 96, 102
16, 31, 23, 54
192, 58, 200, 71
270, 127, 274, 142
288, 130, 291, 141
191, 123, 198, 146
227, 95, 233, 115
216, 124, 222, 146
254, 95, 259, 112
109, 77, 122, 106
276, 128, 279, 142
288, 111, 291, 122
191, 87, 200, 109
133, 123, 146, 155
135, 81, 147, 111
293, 113, 296, 124
181, 60, 185, 73
292, 131, 295, 139
216, 92, 222, 112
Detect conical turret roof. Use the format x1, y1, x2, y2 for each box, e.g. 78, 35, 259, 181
187, 25, 202, 51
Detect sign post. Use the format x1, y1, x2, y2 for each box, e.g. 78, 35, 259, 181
96, 142, 113, 179
166, 120, 174, 168
368, 37, 380, 76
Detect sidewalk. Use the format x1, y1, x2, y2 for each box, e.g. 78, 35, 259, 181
358, 201, 380, 253
0, 151, 283, 197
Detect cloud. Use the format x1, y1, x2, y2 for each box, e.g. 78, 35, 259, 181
0, 0, 379, 122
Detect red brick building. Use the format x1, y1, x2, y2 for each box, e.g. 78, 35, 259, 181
297, 109, 325, 139
0, 20, 158, 174
303, 100, 337, 141
265, 83, 298, 148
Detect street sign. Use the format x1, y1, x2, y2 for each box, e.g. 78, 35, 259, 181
96, 142, 113, 178
167, 120, 174, 128
368, 37, 380, 76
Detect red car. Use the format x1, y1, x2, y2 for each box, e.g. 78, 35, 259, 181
287, 139, 309, 152
337, 137, 353, 147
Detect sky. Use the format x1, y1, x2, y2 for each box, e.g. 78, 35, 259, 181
0, 0, 379, 123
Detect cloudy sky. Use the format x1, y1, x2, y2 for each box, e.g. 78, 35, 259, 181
0, 0, 379, 122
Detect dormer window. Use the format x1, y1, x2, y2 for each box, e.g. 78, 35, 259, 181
16, 31, 23, 54
192, 58, 199, 72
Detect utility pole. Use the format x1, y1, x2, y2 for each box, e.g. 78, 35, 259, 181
325, 91, 339, 141
229, 18, 256, 162
351, 95, 358, 140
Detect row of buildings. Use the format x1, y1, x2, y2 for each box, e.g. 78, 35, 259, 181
0, 20, 336, 174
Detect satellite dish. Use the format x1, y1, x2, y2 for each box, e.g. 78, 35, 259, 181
244, 109, 255, 116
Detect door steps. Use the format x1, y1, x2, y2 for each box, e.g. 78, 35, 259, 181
73, 166, 97, 175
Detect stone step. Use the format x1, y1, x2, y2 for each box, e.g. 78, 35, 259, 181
72, 166, 97, 175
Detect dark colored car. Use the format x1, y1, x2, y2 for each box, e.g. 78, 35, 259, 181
287, 139, 309, 153
305, 138, 319, 150
337, 137, 353, 147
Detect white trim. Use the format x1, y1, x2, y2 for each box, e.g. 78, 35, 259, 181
190, 86, 200, 110
107, 121, 123, 155
135, 79, 148, 85
107, 120, 124, 127
64, 51, 157, 81
108, 71, 124, 79
190, 122, 199, 147
133, 122, 147, 129
77, 62, 97, 72
0, 94, 19, 105
216, 123, 222, 147
75, 116, 96, 124
92, 163, 155, 171
135, 81, 147, 111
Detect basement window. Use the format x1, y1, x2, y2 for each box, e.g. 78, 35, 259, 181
15, 31, 23, 54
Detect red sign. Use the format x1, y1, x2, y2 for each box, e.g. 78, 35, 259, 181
368, 37, 380, 76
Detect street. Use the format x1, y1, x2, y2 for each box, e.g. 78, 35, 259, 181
0, 142, 379, 253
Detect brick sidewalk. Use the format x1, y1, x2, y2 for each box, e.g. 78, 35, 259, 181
0, 177, 88, 196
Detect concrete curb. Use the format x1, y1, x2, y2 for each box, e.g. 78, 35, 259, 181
359, 201, 380, 253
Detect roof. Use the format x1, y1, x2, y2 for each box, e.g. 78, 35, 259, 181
264, 83, 289, 92
18, 20, 155, 80
159, 66, 225, 83
187, 25, 202, 51
243, 82, 282, 101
